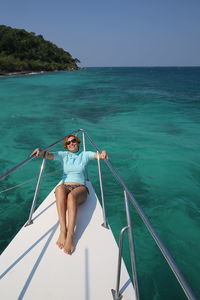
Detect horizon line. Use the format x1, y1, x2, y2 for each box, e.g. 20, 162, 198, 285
82, 65, 200, 68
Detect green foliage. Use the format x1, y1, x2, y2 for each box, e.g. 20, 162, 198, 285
0, 25, 79, 74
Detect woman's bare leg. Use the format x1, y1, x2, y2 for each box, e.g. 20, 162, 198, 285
55, 184, 69, 249
64, 186, 88, 254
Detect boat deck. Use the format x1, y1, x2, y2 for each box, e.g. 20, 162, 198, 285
0, 181, 135, 300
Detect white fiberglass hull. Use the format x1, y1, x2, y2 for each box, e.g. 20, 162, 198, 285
0, 181, 135, 300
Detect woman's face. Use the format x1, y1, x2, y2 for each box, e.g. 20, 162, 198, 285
66, 137, 79, 152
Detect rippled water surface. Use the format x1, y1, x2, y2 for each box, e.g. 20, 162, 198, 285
0, 67, 200, 299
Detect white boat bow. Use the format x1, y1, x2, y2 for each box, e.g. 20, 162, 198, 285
0, 181, 135, 300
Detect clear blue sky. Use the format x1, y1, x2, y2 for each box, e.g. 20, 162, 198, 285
1, 0, 200, 67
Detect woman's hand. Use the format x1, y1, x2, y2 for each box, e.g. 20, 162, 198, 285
95, 150, 108, 160
30, 148, 41, 158
30, 149, 54, 160
100, 150, 108, 160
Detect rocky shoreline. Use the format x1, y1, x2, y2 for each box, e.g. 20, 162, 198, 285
0, 67, 86, 77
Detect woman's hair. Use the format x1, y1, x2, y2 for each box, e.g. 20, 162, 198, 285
63, 135, 81, 149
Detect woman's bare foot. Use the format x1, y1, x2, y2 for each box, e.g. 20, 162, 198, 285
63, 233, 75, 254
56, 230, 67, 249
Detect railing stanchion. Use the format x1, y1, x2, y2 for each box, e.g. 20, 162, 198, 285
25, 152, 47, 226
112, 226, 129, 300
124, 190, 140, 300
82, 129, 86, 151
97, 151, 109, 229
82, 129, 89, 181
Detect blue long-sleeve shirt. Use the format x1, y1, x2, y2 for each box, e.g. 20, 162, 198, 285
53, 150, 95, 185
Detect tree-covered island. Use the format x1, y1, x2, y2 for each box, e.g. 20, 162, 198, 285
0, 25, 80, 75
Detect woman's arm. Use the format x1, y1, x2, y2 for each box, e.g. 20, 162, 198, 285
30, 148, 54, 160
94, 150, 108, 160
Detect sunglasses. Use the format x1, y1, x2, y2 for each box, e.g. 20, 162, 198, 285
66, 138, 77, 145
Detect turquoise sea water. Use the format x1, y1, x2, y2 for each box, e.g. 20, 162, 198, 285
0, 67, 200, 299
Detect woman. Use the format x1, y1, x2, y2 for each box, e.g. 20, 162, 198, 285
31, 135, 107, 255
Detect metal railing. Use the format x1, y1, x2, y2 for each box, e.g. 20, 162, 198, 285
0, 128, 196, 300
